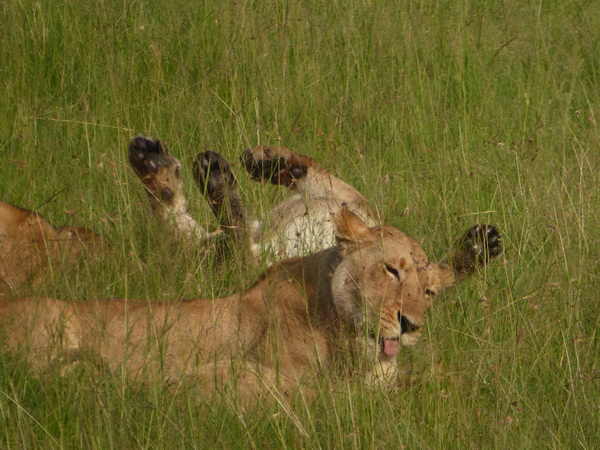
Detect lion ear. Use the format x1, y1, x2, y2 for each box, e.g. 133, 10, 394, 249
333, 206, 373, 249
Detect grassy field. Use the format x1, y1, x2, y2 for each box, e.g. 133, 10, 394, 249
1, 0, 599, 447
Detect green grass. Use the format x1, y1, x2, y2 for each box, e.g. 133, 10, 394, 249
1, 0, 598, 447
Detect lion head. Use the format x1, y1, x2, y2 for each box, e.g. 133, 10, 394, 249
329, 208, 446, 361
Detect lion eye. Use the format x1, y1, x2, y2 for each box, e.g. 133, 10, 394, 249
384, 264, 400, 281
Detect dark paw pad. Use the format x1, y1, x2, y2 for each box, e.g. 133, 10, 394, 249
242, 147, 288, 183
241, 146, 312, 188
458, 224, 502, 267
193, 151, 236, 199
128, 135, 176, 177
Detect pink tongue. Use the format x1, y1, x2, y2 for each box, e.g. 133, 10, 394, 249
383, 339, 399, 357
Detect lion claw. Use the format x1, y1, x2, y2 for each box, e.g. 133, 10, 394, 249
460, 224, 502, 264
242, 147, 286, 183
241, 146, 315, 188
446, 224, 502, 277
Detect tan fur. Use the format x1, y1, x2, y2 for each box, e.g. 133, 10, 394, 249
246, 146, 378, 260
128, 137, 220, 242
0, 209, 451, 402
131, 137, 379, 261
0, 202, 104, 294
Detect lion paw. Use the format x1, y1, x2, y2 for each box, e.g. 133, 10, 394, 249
241, 146, 316, 188
193, 151, 237, 201
129, 135, 175, 176
128, 136, 182, 204
453, 224, 502, 274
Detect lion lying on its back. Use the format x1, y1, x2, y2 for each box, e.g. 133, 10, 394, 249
0, 208, 500, 401
1, 136, 499, 297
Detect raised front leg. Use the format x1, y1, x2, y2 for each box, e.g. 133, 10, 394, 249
439, 224, 502, 284
193, 151, 250, 256
242, 146, 319, 190
128, 136, 216, 242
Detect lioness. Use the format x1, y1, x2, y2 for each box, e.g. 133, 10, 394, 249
1, 136, 498, 295
129, 136, 378, 261
0, 202, 103, 294
0, 208, 501, 401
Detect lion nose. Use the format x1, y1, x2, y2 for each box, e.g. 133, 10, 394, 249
399, 312, 422, 334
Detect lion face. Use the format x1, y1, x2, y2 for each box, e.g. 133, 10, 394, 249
331, 209, 443, 359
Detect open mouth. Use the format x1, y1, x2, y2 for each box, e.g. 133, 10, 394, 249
400, 315, 420, 334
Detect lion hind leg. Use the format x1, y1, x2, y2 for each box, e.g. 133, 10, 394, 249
193, 151, 251, 257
